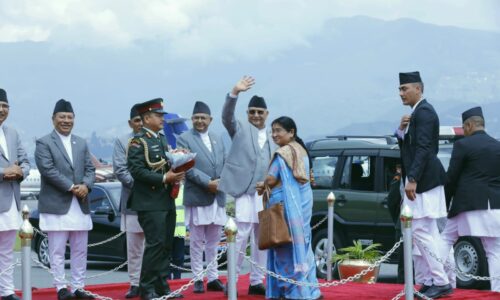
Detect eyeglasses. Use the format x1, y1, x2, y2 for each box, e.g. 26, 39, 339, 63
248, 109, 266, 115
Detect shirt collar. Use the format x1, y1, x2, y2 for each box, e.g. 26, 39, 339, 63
411, 97, 424, 111
143, 127, 158, 138
56, 130, 72, 141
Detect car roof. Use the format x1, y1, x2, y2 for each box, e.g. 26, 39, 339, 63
94, 181, 122, 189
308, 138, 399, 151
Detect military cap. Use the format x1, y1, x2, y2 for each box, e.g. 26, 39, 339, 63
53, 99, 74, 115
192, 101, 211, 116
0, 89, 8, 103
462, 106, 483, 123
248, 95, 267, 109
399, 71, 422, 85
136, 98, 167, 115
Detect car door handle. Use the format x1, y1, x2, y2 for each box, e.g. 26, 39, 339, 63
381, 198, 389, 209
336, 194, 347, 207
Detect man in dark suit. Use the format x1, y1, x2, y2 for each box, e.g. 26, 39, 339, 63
35, 99, 96, 300
177, 101, 227, 294
127, 98, 185, 300
396, 72, 452, 298
440, 107, 500, 292
0, 89, 30, 300
112, 104, 144, 298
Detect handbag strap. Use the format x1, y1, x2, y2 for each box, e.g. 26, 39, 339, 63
261, 184, 271, 208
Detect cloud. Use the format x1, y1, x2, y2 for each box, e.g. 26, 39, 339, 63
0, 0, 498, 60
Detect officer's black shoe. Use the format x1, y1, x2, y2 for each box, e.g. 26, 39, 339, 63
418, 284, 431, 294
74, 289, 96, 299
193, 280, 205, 293
1, 294, 21, 300
125, 285, 140, 298
140, 292, 159, 300
207, 279, 225, 292
248, 283, 266, 295
57, 288, 75, 300
423, 284, 453, 299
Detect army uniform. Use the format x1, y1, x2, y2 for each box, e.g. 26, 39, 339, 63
127, 99, 179, 299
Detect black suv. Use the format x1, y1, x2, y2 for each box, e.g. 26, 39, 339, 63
308, 136, 489, 289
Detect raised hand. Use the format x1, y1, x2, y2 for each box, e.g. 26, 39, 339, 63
399, 114, 411, 131
231, 76, 255, 96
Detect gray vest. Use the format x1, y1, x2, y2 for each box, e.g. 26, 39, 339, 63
247, 139, 271, 194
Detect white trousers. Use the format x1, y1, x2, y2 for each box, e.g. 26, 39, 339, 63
235, 222, 267, 285
126, 231, 145, 286
48, 231, 88, 291
412, 218, 449, 286
0, 230, 16, 296
441, 219, 500, 292
189, 223, 222, 282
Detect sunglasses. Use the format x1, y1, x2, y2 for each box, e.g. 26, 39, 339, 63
248, 109, 266, 115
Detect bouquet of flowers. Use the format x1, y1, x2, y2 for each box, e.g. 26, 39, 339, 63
165, 150, 196, 198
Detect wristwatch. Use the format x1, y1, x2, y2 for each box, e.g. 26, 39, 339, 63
408, 177, 416, 183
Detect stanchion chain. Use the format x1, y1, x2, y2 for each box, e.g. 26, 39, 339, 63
170, 259, 228, 273
33, 228, 125, 248
311, 215, 328, 230
0, 259, 20, 276
414, 289, 434, 300
85, 261, 128, 279
241, 237, 403, 288
152, 247, 228, 299
390, 289, 405, 300
414, 238, 500, 281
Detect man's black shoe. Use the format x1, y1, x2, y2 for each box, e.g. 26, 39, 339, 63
207, 279, 225, 292
140, 292, 159, 300
423, 284, 453, 299
193, 280, 205, 293
74, 289, 95, 299
125, 285, 140, 298
248, 283, 266, 295
418, 284, 431, 294
1, 294, 21, 300
57, 288, 75, 300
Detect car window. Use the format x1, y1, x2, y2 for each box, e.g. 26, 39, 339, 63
339, 155, 376, 191
383, 157, 401, 192
311, 156, 338, 189
89, 187, 111, 212
438, 147, 452, 171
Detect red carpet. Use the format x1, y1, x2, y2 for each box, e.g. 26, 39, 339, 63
20, 276, 500, 299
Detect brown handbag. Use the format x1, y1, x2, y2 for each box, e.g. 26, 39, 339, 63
258, 185, 292, 250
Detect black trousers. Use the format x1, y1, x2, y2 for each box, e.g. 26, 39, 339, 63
137, 209, 176, 295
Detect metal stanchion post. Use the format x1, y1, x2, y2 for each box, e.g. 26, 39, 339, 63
326, 192, 335, 281
400, 204, 414, 300
19, 204, 34, 300
224, 217, 238, 300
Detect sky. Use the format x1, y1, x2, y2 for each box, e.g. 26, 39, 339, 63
1, 0, 499, 62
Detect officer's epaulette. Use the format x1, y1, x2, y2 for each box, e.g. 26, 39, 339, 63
145, 131, 152, 138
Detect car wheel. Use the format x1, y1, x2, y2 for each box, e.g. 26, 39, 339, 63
454, 237, 489, 289
36, 235, 51, 268
312, 228, 341, 280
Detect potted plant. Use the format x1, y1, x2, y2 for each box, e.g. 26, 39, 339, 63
332, 240, 382, 283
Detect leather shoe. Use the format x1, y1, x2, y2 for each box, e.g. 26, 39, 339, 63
248, 283, 266, 295
57, 288, 75, 300
140, 292, 159, 300
193, 280, 205, 293
1, 294, 21, 300
74, 289, 96, 299
207, 279, 225, 292
125, 285, 140, 298
423, 284, 453, 299
418, 284, 431, 294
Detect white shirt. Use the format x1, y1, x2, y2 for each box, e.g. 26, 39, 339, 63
185, 201, 226, 226
39, 132, 92, 231
0, 125, 9, 160
258, 127, 267, 149
235, 192, 264, 223
402, 177, 447, 219
199, 131, 212, 152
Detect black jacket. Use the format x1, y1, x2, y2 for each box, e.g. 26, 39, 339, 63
398, 99, 446, 193
445, 130, 500, 218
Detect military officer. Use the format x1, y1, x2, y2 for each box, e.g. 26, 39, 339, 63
127, 98, 185, 300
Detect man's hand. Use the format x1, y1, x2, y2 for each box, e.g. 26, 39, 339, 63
3, 163, 23, 181
164, 169, 185, 184
399, 115, 411, 131
207, 179, 219, 194
231, 76, 255, 96
256, 181, 265, 195
405, 181, 417, 201
72, 184, 89, 200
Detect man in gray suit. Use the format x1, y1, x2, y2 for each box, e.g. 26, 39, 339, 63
35, 99, 96, 300
219, 76, 277, 295
112, 104, 144, 298
177, 101, 227, 294
0, 89, 30, 300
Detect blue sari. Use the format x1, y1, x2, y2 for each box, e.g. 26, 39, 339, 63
265, 149, 321, 299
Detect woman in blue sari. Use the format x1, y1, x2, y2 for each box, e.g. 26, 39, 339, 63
260, 116, 322, 300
